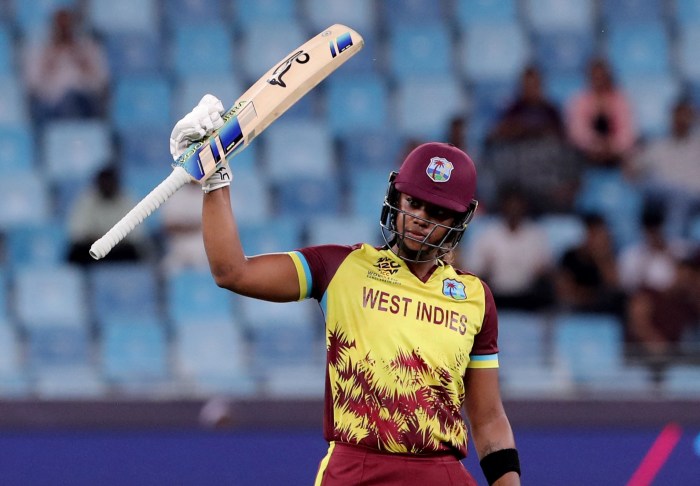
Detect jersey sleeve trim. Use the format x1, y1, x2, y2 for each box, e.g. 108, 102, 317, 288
289, 251, 312, 301
467, 353, 499, 369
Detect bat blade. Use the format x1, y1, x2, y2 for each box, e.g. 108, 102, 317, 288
89, 24, 364, 260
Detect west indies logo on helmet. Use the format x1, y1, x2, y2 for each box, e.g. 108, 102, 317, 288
380, 142, 479, 263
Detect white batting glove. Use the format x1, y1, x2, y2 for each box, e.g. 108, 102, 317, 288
169, 94, 226, 160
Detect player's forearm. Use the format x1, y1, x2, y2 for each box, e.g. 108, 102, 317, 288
471, 413, 517, 459
202, 186, 247, 289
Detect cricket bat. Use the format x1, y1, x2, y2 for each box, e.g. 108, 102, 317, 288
89, 24, 364, 260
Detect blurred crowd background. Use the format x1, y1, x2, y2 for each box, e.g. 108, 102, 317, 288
0, 0, 699, 405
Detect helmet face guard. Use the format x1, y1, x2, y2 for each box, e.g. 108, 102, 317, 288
380, 172, 478, 263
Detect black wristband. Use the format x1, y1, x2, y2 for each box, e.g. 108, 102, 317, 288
480, 448, 521, 485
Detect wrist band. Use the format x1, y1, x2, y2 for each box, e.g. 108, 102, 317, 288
480, 448, 520, 485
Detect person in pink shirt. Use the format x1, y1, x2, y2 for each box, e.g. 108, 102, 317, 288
566, 58, 637, 168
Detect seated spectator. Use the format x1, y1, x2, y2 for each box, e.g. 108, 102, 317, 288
462, 184, 554, 310
160, 182, 209, 275
484, 65, 581, 214
554, 213, 625, 315
67, 165, 150, 264
565, 58, 636, 169
618, 205, 687, 295
626, 248, 700, 375
22, 8, 109, 122
631, 97, 700, 240
487, 65, 565, 143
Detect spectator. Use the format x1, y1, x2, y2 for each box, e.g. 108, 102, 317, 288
626, 248, 700, 375
160, 183, 209, 275
565, 58, 636, 169
554, 213, 625, 315
23, 8, 109, 122
67, 165, 150, 264
463, 184, 554, 310
631, 97, 700, 239
484, 65, 580, 214
618, 205, 687, 295
487, 65, 565, 143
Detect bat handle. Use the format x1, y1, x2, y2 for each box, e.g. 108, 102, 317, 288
89, 167, 191, 260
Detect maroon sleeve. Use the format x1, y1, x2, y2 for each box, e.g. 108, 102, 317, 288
297, 244, 359, 301
471, 279, 499, 355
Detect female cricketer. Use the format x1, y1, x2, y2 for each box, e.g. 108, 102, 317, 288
170, 95, 521, 485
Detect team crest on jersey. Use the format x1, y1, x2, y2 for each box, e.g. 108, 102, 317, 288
426, 157, 454, 183
443, 278, 467, 300
375, 257, 400, 277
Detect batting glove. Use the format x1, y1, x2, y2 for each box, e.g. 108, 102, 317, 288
170, 94, 233, 193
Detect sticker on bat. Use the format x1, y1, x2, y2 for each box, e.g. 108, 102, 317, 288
267, 50, 311, 88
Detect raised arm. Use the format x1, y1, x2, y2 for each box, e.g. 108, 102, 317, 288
170, 94, 301, 303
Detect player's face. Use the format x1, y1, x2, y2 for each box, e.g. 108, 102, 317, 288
395, 193, 456, 255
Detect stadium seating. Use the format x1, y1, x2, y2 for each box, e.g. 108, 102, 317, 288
325, 73, 389, 137
111, 75, 172, 131
166, 269, 236, 325
239, 20, 305, 81
26, 326, 92, 372
606, 22, 670, 77
228, 171, 274, 224
89, 263, 160, 326
238, 218, 304, 255
524, 0, 595, 32
674, 0, 700, 24
5, 221, 69, 270
380, 0, 446, 24
455, 0, 517, 26
87, 0, 158, 34
173, 74, 244, 119
235, 0, 298, 27
170, 24, 234, 77
11, 0, 77, 38
105, 32, 165, 77
676, 23, 700, 83
304, 0, 377, 37
663, 365, 700, 397
534, 30, 595, 76
163, 0, 230, 27
306, 215, 379, 247
43, 119, 112, 184
460, 22, 530, 82
600, 0, 665, 24
387, 22, 453, 78
0, 125, 34, 174
0, 271, 7, 319
265, 119, 336, 182
622, 73, 680, 138
539, 214, 586, 260
497, 311, 549, 371
0, 75, 28, 124
0, 321, 30, 397
0, 25, 12, 75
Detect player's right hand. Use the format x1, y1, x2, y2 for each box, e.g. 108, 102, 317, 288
169, 94, 226, 160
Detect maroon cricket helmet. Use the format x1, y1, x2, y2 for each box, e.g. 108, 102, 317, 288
393, 142, 477, 213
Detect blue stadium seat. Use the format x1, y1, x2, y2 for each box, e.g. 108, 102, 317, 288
381, 0, 445, 24
262, 363, 325, 398
11, 0, 77, 38
0, 321, 30, 397
43, 120, 112, 184
500, 365, 574, 398
306, 215, 379, 247
111, 76, 172, 131
0, 171, 49, 230
663, 365, 700, 397
676, 23, 700, 83
0, 125, 34, 174
689, 215, 700, 243
164, 0, 229, 27
33, 366, 107, 398
27, 326, 91, 371
348, 169, 390, 223
0, 25, 13, 75
553, 313, 624, 383
534, 30, 595, 76
15, 265, 88, 329
166, 269, 235, 324
265, 119, 335, 182
0, 270, 7, 318
239, 20, 305, 81
6, 221, 68, 269
88, 0, 158, 34
120, 126, 171, 169
538, 214, 586, 260
601, 0, 665, 24
173, 75, 243, 121
101, 321, 169, 391
524, 0, 595, 32
275, 176, 342, 217
460, 22, 530, 82
234, 0, 298, 26
171, 24, 234, 77
239, 295, 315, 329
339, 129, 404, 173
456, 0, 517, 26
388, 22, 453, 78
621, 74, 680, 138
89, 263, 160, 325
575, 168, 644, 249
470, 79, 518, 129
229, 171, 273, 224
174, 320, 255, 396
497, 311, 549, 370
674, 0, 700, 23
121, 166, 168, 233
544, 72, 585, 109
326, 73, 388, 137
395, 75, 466, 140
249, 319, 320, 369
0, 76, 29, 124
238, 218, 303, 255
304, 0, 376, 37
606, 22, 670, 77
105, 32, 164, 77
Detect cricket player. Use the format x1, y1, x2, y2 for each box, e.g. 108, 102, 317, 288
170, 95, 521, 485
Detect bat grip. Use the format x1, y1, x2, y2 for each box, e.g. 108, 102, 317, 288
89, 167, 191, 260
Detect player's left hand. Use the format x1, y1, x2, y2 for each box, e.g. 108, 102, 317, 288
170, 94, 226, 160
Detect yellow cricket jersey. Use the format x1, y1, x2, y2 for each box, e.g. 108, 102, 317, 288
288, 243, 499, 459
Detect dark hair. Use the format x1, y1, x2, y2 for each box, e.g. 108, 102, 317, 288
581, 212, 606, 227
